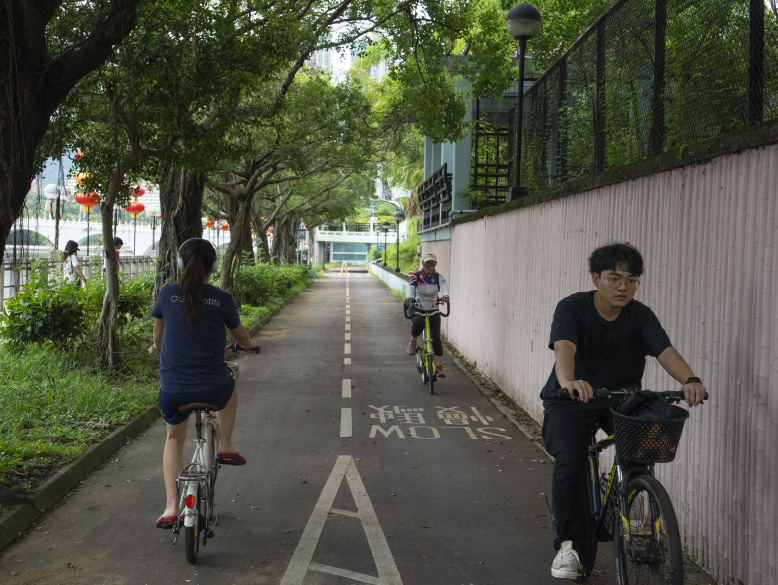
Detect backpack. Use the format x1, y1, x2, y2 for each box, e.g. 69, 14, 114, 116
615, 390, 683, 420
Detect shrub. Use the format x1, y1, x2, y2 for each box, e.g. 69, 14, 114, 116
0, 261, 86, 349
0, 267, 156, 350
233, 263, 311, 306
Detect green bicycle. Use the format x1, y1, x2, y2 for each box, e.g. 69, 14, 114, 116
403, 299, 449, 394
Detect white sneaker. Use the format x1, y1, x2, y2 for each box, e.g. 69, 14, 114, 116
551, 540, 581, 579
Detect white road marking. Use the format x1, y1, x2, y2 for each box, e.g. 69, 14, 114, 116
345, 333, 351, 341
280, 456, 403, 585
342, 379, 351, 398
345, 323, 351, 331
345, 343, 351, 354
346, 316, 351, 322
341, 407, 352, 437
346, 309, 351, 315
344, 357, 352, 365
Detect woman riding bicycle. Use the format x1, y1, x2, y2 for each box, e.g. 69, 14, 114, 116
404, 253, 449, 378
150, 238, 258, 529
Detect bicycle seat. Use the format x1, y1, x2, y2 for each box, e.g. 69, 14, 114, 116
177, 402, 219, 412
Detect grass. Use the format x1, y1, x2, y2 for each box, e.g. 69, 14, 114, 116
0, 337, 160, 496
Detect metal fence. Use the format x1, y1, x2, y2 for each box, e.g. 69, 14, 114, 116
506, 0, 777, 191
0, 255, 156, 308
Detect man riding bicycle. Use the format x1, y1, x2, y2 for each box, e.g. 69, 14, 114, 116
404, 253, 449, 378
540, 242, 706, 581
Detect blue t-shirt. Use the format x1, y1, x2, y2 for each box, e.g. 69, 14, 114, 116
540, 291, 672, 406
152, 283, 241, 394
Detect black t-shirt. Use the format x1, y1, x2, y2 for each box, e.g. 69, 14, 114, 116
540, 291, 672, 405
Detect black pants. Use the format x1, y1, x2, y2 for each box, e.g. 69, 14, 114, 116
410, 310, 442, 356
541, 398, 618, 567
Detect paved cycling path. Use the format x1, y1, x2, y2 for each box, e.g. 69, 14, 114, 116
0, 271, 621, 585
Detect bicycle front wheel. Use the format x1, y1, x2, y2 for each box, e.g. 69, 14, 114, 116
614, 474, 683, 585
427, 353, 435, 394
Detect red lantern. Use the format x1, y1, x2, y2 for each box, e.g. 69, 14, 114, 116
129, 185, 146, 197
220, 223, 229, 231
75, 191, 101, 212
125, 200, 145, 218
205, 219, 215, 229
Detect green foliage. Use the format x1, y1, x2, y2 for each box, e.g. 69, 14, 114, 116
0, 266, 156, 351
0, 262, 86, 350
0, 342, 159, 492
233, 262, 312, 306
369, 220, 420, 273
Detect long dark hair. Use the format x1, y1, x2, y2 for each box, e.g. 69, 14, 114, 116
177, 238, 217, 324
63, 240, 79, 261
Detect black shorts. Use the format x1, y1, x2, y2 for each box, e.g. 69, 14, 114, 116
158, 369, 236, 425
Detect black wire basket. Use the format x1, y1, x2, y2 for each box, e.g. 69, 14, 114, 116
611, 406, 689, 463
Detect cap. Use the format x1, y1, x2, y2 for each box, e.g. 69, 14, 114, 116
422, 253, 437, 264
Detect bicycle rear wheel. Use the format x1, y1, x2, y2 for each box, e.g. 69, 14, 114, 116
614, 474, 683, 585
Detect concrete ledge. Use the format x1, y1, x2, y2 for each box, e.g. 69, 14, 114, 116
369, 262, 410, 295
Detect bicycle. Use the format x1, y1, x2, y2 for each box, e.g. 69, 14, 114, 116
403, 299, 450, 394
170, 402, 220, 564
560, 387, 707, 584
169, 347, 257, 564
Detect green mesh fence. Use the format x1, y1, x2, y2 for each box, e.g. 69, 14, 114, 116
506, 0, 778, 192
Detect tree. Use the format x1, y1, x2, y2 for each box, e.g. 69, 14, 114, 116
0, 0, 142, 264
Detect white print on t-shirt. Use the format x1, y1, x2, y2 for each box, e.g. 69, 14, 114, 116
170, 294, 221, 307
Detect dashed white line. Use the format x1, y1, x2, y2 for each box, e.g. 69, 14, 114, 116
340, 407, 352, 438
342, 379, 351, 398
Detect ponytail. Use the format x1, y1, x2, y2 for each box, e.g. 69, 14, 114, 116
176, 239, 217, 324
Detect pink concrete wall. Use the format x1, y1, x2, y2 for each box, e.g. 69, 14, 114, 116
446, 143, 778, 585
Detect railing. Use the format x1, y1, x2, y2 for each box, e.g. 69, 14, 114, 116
417, 164, 452, 233
0, 255, 156, 309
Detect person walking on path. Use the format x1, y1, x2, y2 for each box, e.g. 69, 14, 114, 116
540, 242, 706, 581
62, 240, 87, 287
404, 252, 450, 378
150, 238, 259, 529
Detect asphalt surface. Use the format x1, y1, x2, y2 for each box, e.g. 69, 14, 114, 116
0, 270, 714, 585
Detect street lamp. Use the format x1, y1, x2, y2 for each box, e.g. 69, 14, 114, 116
506, 3, 542, 201
382, 221, 390, 266
393, 210, 405, 272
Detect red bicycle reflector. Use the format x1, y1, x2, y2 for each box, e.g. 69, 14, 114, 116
185, 494, 196, 508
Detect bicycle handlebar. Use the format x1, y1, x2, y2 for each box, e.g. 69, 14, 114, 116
403, 299, 450, 319
227, 341, 260, 354
556, 387, 708, 403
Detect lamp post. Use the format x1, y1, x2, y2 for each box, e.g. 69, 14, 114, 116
506, 3, 542, 201
393, 210, 405, 272
382, 221, 390, 266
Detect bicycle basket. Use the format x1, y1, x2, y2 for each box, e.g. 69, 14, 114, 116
611, 406, 689, 463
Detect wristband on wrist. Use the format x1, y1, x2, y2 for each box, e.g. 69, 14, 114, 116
685, 376, 702, 385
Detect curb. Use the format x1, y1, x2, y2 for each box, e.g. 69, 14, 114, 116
0, 407, 160, 552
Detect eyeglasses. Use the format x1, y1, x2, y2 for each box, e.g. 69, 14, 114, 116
599, 274, 640, 290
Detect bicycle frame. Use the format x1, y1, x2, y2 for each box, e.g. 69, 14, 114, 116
403, 300, 449, 393
172, 406, 220, 562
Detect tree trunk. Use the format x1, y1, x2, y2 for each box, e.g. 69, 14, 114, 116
0, 0, 141, 264
273, 215, 298, 264
96, 197, 121, 368
218, 194, 253, 293
154, 168, 205, 298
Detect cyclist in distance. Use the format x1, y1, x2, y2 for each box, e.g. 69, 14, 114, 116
540, 242, 706, 581
404, 252, 450, 378
150, 238, 258, 529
